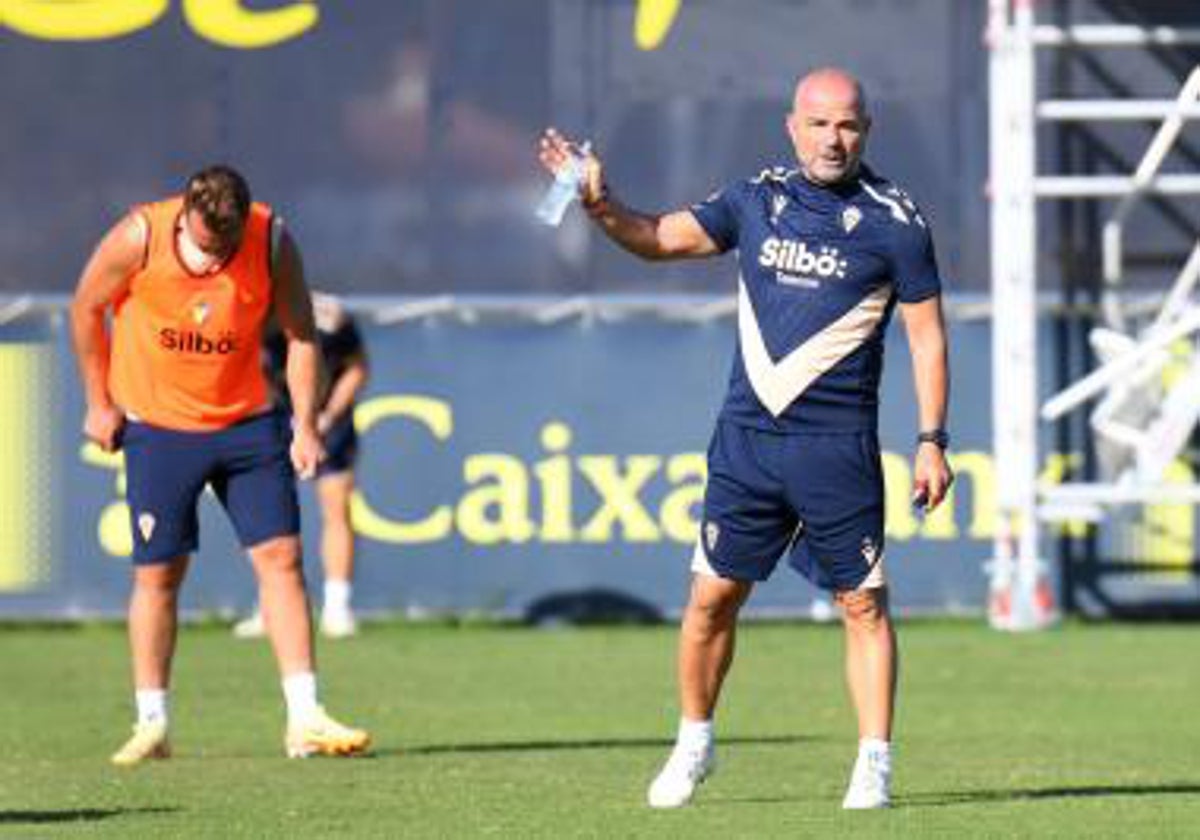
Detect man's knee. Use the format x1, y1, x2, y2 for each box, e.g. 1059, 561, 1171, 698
836, 586, 890, 631
319, 501, 352, 531
686, 576, 751, 631
687, 597, 735, 631
250, 535, 303, 577
133, 558, 188, 595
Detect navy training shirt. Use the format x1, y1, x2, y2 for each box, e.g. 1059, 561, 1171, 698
690, 164, 941, 433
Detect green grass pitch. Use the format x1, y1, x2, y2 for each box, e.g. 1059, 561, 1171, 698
1, 619, 1198, 837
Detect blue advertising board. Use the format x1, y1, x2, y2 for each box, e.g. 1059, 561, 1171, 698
0, 304, 1003, 618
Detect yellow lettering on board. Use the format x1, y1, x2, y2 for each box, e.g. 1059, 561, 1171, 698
1038, 452, 1089, 538
350, 396, 453, 544
945, 451, 996, 539
459, 455, 536, 545
0, 0, 168, 40
634, 0, 682, 50
1136, 343, 1198, 575
659, 453, 705, 543
534, 422, 575, 543
182, 0, 317, 49
99, 501, 134, 558
578, 456, 662, 542
882, 452, 919, 540
1135, 459, 1195, 579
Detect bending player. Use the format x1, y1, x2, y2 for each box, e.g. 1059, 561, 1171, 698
71, 165, 371, 764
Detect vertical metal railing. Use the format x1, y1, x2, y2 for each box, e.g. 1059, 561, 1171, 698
988, 0, 1200, 628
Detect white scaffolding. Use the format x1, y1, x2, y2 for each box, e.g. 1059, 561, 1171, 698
988, 1, 1200, 629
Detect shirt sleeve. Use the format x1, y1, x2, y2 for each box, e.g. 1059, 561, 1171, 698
891, 223, 942, 303
688, 182, 742, 253
328, 318, 365, 360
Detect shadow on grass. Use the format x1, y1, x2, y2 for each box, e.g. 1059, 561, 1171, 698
904, 782, 1200, 807
0, 806, 180, 825
390, 733, 818, 758
677, 781, 1200, 810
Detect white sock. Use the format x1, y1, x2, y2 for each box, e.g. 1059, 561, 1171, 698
282, 672, 320, 725
323, 579, 352, 615
859, 737, 891, 765
677, 717, 713, 751
135, 689, 168, 726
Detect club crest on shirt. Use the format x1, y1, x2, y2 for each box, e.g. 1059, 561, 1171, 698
841, 206, 862, 234
191, 301, 211, 325
138, 513, 156, 543
705, 521, 720, 553
771, 194, 788, 225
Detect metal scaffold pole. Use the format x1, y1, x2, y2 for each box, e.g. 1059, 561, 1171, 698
987, 0, 1200, 627
988, 0, 1054, 630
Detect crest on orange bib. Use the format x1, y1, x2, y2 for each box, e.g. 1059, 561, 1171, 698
191, 301, 211, 325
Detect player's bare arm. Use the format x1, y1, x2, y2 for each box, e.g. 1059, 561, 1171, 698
271, 223, 325, 478
69, 213, 146, 451
538, 128, 720, 260
900, 294, 953, 510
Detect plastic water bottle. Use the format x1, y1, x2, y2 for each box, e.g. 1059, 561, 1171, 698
535, 142, 589, 227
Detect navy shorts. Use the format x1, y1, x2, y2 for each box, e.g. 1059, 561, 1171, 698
696, 418, 886, 592
316, 412, 359, 478
123, 410, 301, 565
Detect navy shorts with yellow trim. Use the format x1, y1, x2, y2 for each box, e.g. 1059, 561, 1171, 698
123, 410, 301, 565
698, 418, 886, 591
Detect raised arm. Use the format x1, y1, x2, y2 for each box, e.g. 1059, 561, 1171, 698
271, 222, 325, 478
899, 295, 953, 510
538, 128, 720, 261
70, 213, 146, 451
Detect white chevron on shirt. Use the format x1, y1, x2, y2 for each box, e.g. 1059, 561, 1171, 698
738, 277, 893, 417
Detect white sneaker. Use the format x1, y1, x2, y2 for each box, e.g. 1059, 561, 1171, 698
842, 750, 891, 809
111, 720, 171, 767
232, 611, 265, 639
647, 742, 715, 808
285, 705, 371, 758
320, 609, 358, 639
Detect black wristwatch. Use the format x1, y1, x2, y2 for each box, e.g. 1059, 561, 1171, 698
917, 429, 950, 450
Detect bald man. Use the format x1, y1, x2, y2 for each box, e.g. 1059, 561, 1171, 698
538, 68, 952, 810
